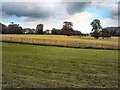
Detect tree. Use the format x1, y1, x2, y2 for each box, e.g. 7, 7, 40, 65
35, 24, 44, 34
90, 19, 102, 39
61, 21, 74, 36
51, 28, 61, 35
73, 30, 82, 36
103, 27, 120, 36
0, 23, 7, 34
100, 28, 111, 39
6, 22, 23, 34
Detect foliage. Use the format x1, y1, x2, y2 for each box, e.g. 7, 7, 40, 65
5, 22, 23, 34
100, 28, 111, 38
102, 27, 120, 36
90, 19, 111, 39
0, 23, 7, 34
51, 28, 61, 35
35, 24, 44, 34
61, 21, 74, 36
91, 31, 100, 39
74, 30, 82, 36
91, 19, 102, 31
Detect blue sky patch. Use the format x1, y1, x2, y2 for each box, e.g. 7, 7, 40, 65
86, 7, 113, 19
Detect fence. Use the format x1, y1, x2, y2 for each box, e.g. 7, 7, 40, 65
1, 36, 119, 50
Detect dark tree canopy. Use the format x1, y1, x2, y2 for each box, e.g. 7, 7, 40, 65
61, 21, 74, 36
6, 22, 23, 34
0, 23, 7, 34
90, 19, 102, 39
90, 19, 112, 39
51, 28, 61, 35
74, 30, 82, 36
35, 24, 44, 34
102, 27, 120, 36
90, 19, 102, 32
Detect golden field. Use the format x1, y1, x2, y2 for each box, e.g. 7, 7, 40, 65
1, 34, 119, 49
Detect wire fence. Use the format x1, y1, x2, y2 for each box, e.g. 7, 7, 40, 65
1, 36, 119, 50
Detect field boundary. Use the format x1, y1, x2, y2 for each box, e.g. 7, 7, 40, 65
1, 40, 119, 50
1, 35, 119, 50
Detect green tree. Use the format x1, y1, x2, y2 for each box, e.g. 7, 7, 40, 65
0, 23, 7, 34
61, 21, 74, 36
6, 22, 23, 34
90, 19, 102, 39
35, 24, 44, 34
100, 28, 111, 38
51, 28, 61, 35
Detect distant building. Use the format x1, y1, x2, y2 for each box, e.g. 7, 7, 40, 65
44, 30, 51, 34
23, 28, 35, 34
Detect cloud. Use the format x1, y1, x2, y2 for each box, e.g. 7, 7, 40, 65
91, 1, 119, 19
64, 12, 98, 33
2, 2, 91, 20
101, 18, 118, 27
65, 2, 91, 15
20, 16, 64, 30
1, 1, 119, 33
2, 2, 59, 19
2, 0, 93, 2
18, 12, 94, 33
110, 3, 119, 18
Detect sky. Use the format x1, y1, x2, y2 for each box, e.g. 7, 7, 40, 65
1, 0, 119, 33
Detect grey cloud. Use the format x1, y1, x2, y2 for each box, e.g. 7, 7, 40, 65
65, 2, 91, 15
2, 2, 54, 19
2, 2, 91, 21
111, 8, 118, 17
110, 4, 119, 18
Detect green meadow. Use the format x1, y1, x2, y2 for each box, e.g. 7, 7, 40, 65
2, 42, 118, 88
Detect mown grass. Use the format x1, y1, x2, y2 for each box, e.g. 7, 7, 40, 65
1, 34, 119, 49
2, 42, 118, 88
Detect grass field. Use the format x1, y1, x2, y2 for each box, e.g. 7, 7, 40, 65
1, 34, 119, 49
2, 42, 118, 88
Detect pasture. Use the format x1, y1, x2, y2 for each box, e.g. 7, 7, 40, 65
2, 42, 118, 88
1, 34, 119, 49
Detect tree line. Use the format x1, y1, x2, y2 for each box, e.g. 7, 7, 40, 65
0, 21, 120, 37
0, 22, 83, 36
90, 19, 120, 39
